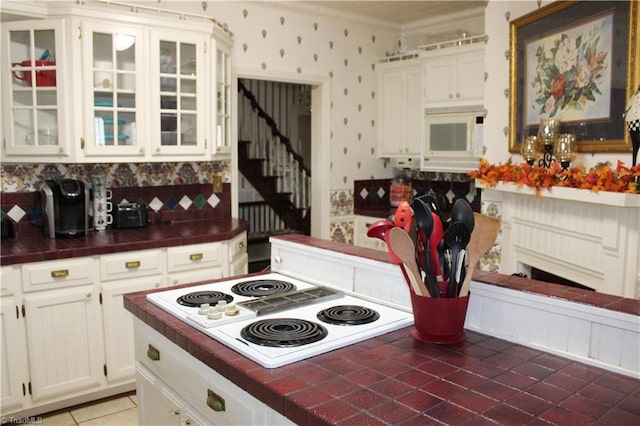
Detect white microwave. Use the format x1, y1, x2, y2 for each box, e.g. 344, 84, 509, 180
421, 109, 484, 172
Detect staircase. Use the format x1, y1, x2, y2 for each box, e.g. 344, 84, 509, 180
237, 80, 311, 270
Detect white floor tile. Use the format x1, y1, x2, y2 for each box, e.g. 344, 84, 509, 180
41, 411, 77, 426
70, 397, 136, 423
77, 407, 138, 426
128, 394, 138, 406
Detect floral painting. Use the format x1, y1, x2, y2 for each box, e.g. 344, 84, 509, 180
525, 12, 613, 126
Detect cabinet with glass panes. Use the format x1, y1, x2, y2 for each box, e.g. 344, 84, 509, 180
1, 2, 234, 163
1, 19, 70, 160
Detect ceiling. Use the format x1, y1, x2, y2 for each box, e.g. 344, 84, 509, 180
303, 1, 486, 26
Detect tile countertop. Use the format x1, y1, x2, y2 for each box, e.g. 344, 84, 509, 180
124, 235, 640, 425
0, 218, 249, 266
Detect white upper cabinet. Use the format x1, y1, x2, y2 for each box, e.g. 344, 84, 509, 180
213, 40, 232, 157
149, 31, 208, 158
1, 19, 70, 159
377, 59, 424, 158
81, 22, 145, 158
1, 3, 234, 163
424, 44, 485, 108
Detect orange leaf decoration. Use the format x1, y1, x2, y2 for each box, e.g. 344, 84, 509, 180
469, 159, 640, 195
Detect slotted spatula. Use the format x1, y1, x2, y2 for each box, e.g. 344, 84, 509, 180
444, 222, 470, 298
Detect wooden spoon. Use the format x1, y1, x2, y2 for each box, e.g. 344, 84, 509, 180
387, 227, 430, 297
458, 213, 501, 297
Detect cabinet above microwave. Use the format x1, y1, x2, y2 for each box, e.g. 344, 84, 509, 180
421, 110, 483, 173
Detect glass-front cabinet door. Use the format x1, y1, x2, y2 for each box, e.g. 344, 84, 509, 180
214, 44, 232, 156
150, 32, 206, 156
82, 22, 144, 157
1, 20, 67, 157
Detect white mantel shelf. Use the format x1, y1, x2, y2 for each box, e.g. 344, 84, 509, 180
476, 181, 640, 208
478, 181, 640, 299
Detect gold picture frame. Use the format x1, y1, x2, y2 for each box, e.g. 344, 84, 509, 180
509, 0, 639, 154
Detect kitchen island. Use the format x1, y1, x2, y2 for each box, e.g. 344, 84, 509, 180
124, 235, 640, 425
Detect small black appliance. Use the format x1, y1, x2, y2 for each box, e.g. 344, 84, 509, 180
41, 179, 90, 238
113, 203, 148, 229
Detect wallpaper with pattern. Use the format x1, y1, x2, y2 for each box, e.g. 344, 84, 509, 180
166, 0, 401, 200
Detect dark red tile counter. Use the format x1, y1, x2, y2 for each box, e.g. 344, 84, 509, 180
124, 277, 640, 425
0, 219, 249, 266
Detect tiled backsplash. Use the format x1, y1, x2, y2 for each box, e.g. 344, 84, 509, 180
1, 161, 229, 192
0, 161, 231, 236
353, 173, 480, 215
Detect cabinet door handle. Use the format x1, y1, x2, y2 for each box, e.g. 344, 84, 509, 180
239, 241, 245, 249
126, 261, 141, 269
147, 344, 160, 361
51, 269, 69, 278
207, 389, 225, 412
189, 253, 203, 261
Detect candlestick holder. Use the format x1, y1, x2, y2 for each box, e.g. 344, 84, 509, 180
538, 139, 555, 168
520, 135, 540, 165
554, 133, 577, 170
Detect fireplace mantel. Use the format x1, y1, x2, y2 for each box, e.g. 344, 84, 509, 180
477, 181, 640, 299
478, 181, 640, 207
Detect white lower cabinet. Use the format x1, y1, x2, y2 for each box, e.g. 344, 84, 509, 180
166, 233, 248, 286
353, 215, 387, 251
166, 242, 223, 286
1, 266, 28, 413
137, 365, 209, 426
134, 320, 294, 425
102, 277, 163, 384
99, 249, 165, 384
23, 284, 104, 402
227, 232, 249, 277
0, 232, 246, 418
229, 253, 249, 277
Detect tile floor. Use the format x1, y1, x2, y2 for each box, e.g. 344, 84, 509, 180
38, 394, 138, 426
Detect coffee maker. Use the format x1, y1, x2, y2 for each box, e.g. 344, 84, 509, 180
41, 179, 90, 238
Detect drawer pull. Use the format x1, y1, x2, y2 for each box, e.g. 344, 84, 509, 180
207, 389, 225, 412
51, 269, 69, 278
239, 241, 245, 249
189, 253, 203, 261
125, 261, 141, 269
147, 344, 160, 361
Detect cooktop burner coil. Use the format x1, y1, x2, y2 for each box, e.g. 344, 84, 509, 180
316, 305, 380, 325
240, 318, 328, 347
176, 291, 233, 307
231, 279, 297, 297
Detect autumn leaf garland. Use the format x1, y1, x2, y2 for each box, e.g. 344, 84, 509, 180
469, 158, 640, 197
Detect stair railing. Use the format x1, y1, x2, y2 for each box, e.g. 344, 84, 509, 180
238, 80, 310, 211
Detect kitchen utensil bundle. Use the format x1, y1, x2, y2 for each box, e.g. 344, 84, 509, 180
368, 199, 500, 345
368, 197, 497, 299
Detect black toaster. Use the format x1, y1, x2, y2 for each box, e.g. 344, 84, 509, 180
113, 203, 148, 229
